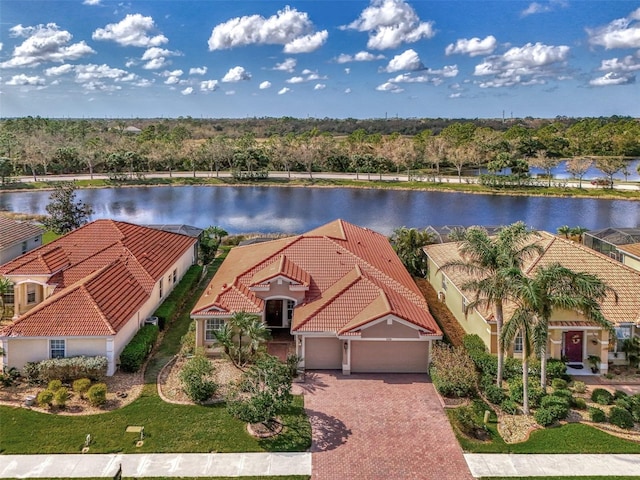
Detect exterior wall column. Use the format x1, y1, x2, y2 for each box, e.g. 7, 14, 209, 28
599, 330, 609, 374
342, 339, 351, 375
106, 337, 116, 376
549, 330, 562, 359
195, 318, 204, 348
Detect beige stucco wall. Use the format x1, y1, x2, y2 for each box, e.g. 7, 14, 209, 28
67, 338, 106, 358
254, 281, 306, 304
360, 319, 420, 338
623, 255, 640, 272
3, 338, 49, 371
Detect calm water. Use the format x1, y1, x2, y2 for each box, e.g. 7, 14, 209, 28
1, 186, 638, 235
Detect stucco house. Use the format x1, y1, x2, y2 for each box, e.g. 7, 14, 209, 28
191, 219, 442, 374
0, 219, 197, 375
424, 232, 640, 374
0, 217, 44, 265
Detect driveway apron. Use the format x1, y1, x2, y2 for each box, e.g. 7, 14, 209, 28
299, 372, 473, 480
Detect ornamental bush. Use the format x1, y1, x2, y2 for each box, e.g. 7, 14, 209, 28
87, 383, 107, 407
72, 378, 92, 398
540, 395, 570, 418
26, 356, 107, 383
591, 388, 613, 405
573, 397, 587, 410
430, 343, 477, 398
119, 325, 159, 372
47, 379, 63, 392
534, 407, 558, 427
589, 407, 606, 423
483, 384, 506, 405
551, 378, 568, 390
37, 390, 54, 407
54, 387, 69, 408
609, 406, 635, 429
179, 355, 218, 402
508, 378, 545, 408
501, 399, 519, 415
572, 381, 587, 394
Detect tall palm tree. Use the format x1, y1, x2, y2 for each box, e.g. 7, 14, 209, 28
245, 317, 271, 359
556, 225, 571, 239
438, 222, 543, 386
389, 226, 436, 277
508, 263, 615, 392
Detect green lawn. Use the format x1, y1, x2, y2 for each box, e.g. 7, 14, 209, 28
42, 230, 61, 244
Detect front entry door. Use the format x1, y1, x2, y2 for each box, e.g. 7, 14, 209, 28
564, 331, 583, 363
265, 299, 283, 327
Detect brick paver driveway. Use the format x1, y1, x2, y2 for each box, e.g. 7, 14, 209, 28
298, 372, 473, 480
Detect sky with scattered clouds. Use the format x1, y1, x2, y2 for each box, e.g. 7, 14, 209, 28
2, 0, 640, 119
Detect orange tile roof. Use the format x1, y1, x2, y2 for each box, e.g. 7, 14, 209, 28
0, 219, 196, 337
424, 232, 640, 327
0, 217, 43, 250
192, 219, 441, 337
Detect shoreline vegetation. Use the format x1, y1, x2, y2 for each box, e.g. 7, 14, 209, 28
1, 172, 639, 201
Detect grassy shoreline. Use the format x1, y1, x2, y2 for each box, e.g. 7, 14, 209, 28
1, 175, 639, 201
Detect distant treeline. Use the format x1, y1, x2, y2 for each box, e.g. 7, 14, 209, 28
0, 115, 638, 183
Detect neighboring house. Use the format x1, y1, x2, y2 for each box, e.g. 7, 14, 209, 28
583, 227, 640, 263
0, 217, 44, 265
424, 225, 503, 244
0, 219, 197, 375
146, 224, 203, 259
424, 232, 640, 374
191, 219, 442, 374
617, 243, 640, 272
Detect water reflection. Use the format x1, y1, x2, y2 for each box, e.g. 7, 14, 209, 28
1, 185, 638, 235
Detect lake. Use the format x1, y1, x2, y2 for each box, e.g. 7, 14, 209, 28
1, 185, 638, 235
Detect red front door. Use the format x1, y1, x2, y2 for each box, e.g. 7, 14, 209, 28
564, 331, 583, 363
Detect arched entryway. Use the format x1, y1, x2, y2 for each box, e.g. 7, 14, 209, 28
265, 298, 295, 328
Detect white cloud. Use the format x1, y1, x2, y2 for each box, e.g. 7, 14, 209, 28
521, 0, 568, 17
383, 49, 423, 72
6, 74, 45, 86
222, 66, 251, 82
278, 87, 291, 95
283, 30, 328, 53
344, 0, 435, 50
161, 69, 183, 85
590, 72, 636, 86
286, 76, 305, 84
258, 81, 271, 89
588, 9, 640, 49
376, 81, 404, 93
1, 23, 95, 68
83, 0, 102, 5
345, 88, 352, 94
0, 43, 3, 51
74, 64, 134, 83
274, 58, 297, 73
92, 14, 168, 47
200, 80, 219, 91
140, 47, 181, 70
449, 92, 462, 98
599, 55, 640, 72
314, 83, 326, 90
181, 87, 194, 95
345, 68, 351, 74
225, 90, 236, 95
208, 6, 326, 53
445, 36, 497, 57
336, 51, 385, 63
134, 78, 154, 87
473, 42, 569, 87
44, 64, 74, 76
189, 66, 207, 75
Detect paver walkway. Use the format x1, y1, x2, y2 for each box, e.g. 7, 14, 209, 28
0, 452, 311, 478
299, 371, 472, 480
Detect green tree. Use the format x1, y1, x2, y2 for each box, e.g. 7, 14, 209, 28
595, 156, 625, 188
565, 157, 592, 188
0, 277, 13, 319
438, 222, 543, 386
0, 157, 13, 185
569, 226, 588, 243
200, 225, 228, 264
507, 264, 615, 392
389, 227, 436, 277
556, 225, 571, 239
528, 150, 560, 187
43, 183, 93, 234
214, 312, 269, 368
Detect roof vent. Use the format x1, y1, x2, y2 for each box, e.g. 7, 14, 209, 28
222, 283, 227, 289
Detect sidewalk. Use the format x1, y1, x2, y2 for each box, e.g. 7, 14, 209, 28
464, 453, 640, 477
0, 452, 312, 478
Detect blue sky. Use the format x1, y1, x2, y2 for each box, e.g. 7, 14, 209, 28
1, 0, 640, 119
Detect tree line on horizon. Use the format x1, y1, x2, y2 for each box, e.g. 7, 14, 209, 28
0, 115, 639, 184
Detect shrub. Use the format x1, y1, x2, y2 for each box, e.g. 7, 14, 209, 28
180, 322, 196, 357
153, 267, 201, 330
572, 381, 587, 394
609, 406, 634, 429
87, 383, 107, 407
613, 389, 628, 400
614, 397, 632, 412
54, 387, 69, 408
47, 379, 63, 392
72, 378, 92, 398
26, 356, 107, 383
0, 367, 21, 387
589, 407, 606, 423
22, 362, 41, 385
179, 355, 218, 402
119, 325, 159, 372
552, 389, 574, 404
540, 395, 570, 418
508, 378, 545, 408
484, 384, 505, 405
37, 390, 54, 407
535, 407, 562, 427
591, 388, 613, 405
430, 343, 477, 398
503, 357, 523, 380
573, 397, 587, 410
551, 378, 568, 390
546, 359, 568, 380
501, 399, 519, 415
451, 405, 487, 439
632, 405, 640, 423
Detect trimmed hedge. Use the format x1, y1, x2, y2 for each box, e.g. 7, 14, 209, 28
462, 334, 521, 380
589, 406, 606, 423
153, 265, 203, 330
591, 388, 613, 405
508, 378, 545, 408
119, 325, 159, 372
430, 343, 477, 398
87, 383, 107, 407
24, 356, 107, 383
609, 406, 634, 429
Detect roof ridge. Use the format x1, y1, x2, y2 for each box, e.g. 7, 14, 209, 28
524, 234, 555, 274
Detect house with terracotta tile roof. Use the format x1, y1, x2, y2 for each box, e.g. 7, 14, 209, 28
424, 232, 640, 374
191, 219, 442, 374
0, 219, 198, 375
0, 217, 44, 265
616, 243, 640, 272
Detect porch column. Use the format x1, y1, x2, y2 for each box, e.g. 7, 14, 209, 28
106, 338, 116, 376
342, 339, 351, 375
13, 283, 21, 319
195, 318, 204, 348
599, 330, 609, 374
549, 330, 562, 359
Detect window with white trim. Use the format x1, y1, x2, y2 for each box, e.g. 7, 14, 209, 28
26, 284, 36, 304
50, 339, 65, 359
159, 279, 164, 299
172, 269, 177, 284
205, 318, 225, 341
614, 326, 632, 353
513, 332, 523, 354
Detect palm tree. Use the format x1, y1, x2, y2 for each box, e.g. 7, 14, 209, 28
556, 225, 571, 239
245, 317, 271, 359
201, 225, 228, 264
569, 226, 588, 243
508, 263, 615, 392
438, 222, 543, 386
389, 227, 437, 277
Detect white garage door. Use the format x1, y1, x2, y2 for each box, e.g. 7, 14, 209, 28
305, 337, 342, 369
351, 341, 429, 373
